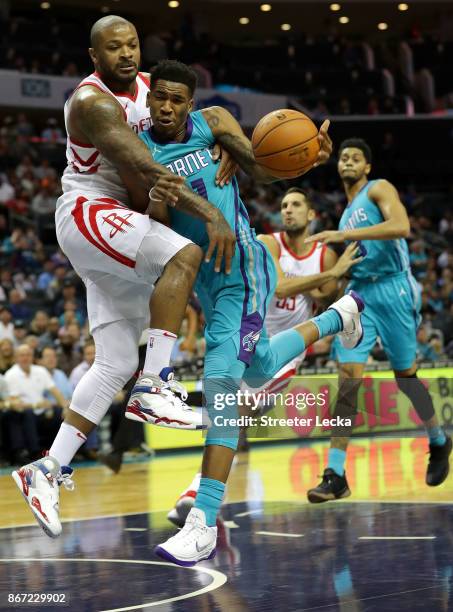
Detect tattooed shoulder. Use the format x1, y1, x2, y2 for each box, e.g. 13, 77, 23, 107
205, 108, 221, 129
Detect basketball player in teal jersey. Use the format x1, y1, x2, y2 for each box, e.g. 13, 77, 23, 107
306, 138, 451, 503
126, 60, 365, 566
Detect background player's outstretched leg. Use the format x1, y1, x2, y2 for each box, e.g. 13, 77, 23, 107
395, 363, 452, 486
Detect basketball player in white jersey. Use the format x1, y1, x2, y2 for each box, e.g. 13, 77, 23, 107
167, 187, 361, 526
11, 15, 237, 539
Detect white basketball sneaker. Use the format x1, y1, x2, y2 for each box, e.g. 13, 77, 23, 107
126, 367, 207, 430
12, 456, 74, 538
167, 472, 201, 527
328, 290, 365, 349
155, 507, 217, 567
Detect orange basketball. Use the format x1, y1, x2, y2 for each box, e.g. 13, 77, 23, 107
251, 109, 320, 179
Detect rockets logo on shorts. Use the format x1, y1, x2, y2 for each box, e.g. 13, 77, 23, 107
102, 212, 135, 238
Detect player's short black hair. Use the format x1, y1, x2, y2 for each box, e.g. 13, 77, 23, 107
151, 60, 197, 96
282, 187, 313, 208
338, 138, 372, 163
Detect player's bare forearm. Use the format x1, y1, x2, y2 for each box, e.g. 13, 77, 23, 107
275, 271, 339, 299
174, 185, 219, 222
203, 107, 275, 183
342, 220, 409, 241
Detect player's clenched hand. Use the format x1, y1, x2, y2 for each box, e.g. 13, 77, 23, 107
332, 242, 364, 277
212, 144, 239, 187
305, 230, 345, 245
313, 119, 333, 168
205, 210, 236, 274
149, 174, 185, 206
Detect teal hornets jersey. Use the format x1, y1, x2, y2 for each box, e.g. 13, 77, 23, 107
339, 179, 410, 281
140, 110, 254, 249
140, 110, 275, 359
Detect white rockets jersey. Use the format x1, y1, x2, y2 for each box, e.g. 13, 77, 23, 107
59, 71, 151, 206
265, 233, 327, 337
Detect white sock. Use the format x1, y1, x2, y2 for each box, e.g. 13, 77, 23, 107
49, 422, 88, 467
143, 328, 177, 375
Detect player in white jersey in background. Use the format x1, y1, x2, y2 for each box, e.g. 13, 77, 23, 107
12, 15, 237, 539
168, 187, 361, 526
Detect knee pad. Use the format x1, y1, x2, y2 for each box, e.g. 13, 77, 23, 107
333, 378, 361, 418
396, 373, 435, 422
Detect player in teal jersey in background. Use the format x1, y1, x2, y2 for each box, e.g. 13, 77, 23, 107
125, 60, 366, 566
306, 138, 451, 503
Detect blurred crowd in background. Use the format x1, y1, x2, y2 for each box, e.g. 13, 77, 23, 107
0, 106, 451, 467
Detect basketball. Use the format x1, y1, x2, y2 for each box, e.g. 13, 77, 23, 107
252, 109, 320, 178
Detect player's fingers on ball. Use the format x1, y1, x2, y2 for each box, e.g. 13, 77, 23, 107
320, 119, 330, 133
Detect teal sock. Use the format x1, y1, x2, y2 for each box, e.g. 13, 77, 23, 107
327, 448, 346, 476
194, 477, 225, 526
334, 565, 353, 596
312, 309, 343, 338
427, 426, 446, 447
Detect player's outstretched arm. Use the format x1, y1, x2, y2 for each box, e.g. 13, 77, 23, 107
258, 237, 362, 298
306, 180, 410, 244
202, 106, 276, 183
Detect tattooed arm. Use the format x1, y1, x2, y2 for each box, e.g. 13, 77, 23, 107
202, 106, 276, 183
69, 88, 223, 222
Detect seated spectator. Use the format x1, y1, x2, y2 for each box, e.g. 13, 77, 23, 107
31, 181, 58, 216
69, 341, 95, 389
0, 306, 15, 342
416, 326, 440, 361
12, 320, 28, 347
0, 173, 14, 204
38, 346, 72, 449
9, 289, 31, 321
58, 300, 85, 327
29, 310, 50, 338
4, 344, 68, 462
37, 260, 56, 292
24, 334, 40, 352
68, 341, 99, 459
34, 159, 57, 181
41, 118, 63, 143
15, 114, 34, 139
38, 317, 61, 350
409, 240, 428, 280
0, 338, 15, 374
56, 328, 82, 376
55, 279, 84, 317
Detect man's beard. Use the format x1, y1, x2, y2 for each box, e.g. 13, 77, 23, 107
341, 173, 361, 186
99, 61, 138, 85
284, 223, 306, 237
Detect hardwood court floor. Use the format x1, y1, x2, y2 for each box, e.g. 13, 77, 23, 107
1, 437, 452, 611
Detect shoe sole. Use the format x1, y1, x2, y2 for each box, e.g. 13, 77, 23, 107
307, 486, 351, 504
330, 291, 364, 350
11, 471, 61, 538
426, 437, 452, 486
125, 406, 207, 430
154, 545, 216, 567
